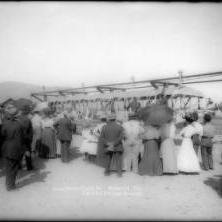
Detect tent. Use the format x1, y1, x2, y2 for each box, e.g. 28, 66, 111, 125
164, 86, 204, 98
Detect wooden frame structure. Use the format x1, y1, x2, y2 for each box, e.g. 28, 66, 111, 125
31, 71, 222, 102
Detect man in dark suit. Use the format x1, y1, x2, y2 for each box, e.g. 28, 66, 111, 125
0, 107, 3, 159
1, 102, 26, 191
17, 105, 34, 171
54, 111, 76, 163
100, 114, 124, 176
127, 97, 141, 113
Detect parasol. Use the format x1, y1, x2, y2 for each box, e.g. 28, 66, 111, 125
137, 104, 173, 126
14, 98, 34, 113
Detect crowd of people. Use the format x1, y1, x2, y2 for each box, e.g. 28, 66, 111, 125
0, 98, 216, 191
81, 111, 215, 177
48, 95, 212, 122
48, 97, 143, 121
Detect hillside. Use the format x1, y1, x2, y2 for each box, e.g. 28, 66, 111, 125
0, 81, 66, 103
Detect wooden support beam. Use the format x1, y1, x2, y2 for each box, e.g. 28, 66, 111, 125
96, 87, 104, 93
151, 80, 179, 86
183, 79, 222, 84
31, 94, 44, 102
96, 86, 126, 91
30, 71, 222, 98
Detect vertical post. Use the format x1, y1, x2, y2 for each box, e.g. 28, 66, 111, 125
81, 82, 86, 95
178, 70, 183, 86
178, 70, 183, 109
42, 86, 47, 102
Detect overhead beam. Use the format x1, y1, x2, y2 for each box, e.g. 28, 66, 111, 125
43, 94, 59, 97
63, 91, 89, 94
31, 94, 44, 102
31, 71, 222, 97
183, 79, 222, 84
151, 80, 179, 86
96, 87, 104, 93
96, 86, 126, 91
59, 91, 66, 96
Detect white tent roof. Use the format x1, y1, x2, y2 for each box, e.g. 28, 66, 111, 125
168, 86, 204, 97
49, 85, 204, 102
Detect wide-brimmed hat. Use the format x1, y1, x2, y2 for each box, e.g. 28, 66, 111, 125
183, 112, 194, 122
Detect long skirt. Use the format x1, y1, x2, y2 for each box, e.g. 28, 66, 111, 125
56, 139, 61, 155
31, 127, 41, 152
40, 128, 57, 158
109, 152, 123, 172
96, 140, 109, 168
177, 138, 200, 173
60, 140, 71, 163
160, 138, 178, 174
138, 140, 162, 176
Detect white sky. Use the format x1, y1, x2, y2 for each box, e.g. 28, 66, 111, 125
0, 2, 222, 101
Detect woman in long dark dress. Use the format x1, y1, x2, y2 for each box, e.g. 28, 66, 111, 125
95, 117, 108, 167
39, 110, 57, 159
138, 125, 162, 176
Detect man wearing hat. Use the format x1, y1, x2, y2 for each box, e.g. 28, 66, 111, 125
1, 102, 26, 190
53, 110, 76, 162
127, 97, 141, 113
100, 113, 124, 176
17, 104, 34, 171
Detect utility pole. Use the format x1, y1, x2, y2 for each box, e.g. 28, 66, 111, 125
42, 86, 47, 102
81, 82, 86, 95
131, 75, 135, 83
178, 70, 183, 86
178, 70, 183, 109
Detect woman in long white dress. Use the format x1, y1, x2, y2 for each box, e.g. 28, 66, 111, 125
160, 121, 178, 174
79, 128, 98, 162
177, 115, 201, 173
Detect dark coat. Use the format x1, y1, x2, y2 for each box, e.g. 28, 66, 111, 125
54, 117, 76, 142
100, 121, 124, 152
128, 100, 141, 112
17, 114, 33, 146
1, 116, 25, 160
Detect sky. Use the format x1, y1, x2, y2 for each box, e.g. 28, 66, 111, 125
0, 2, 222, 101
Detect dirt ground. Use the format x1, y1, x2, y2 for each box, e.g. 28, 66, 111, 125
0, 143, 222, 220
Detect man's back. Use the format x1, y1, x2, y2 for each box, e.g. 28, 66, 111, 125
203, 122, 215, 138
101, 122, 123, 142
1, 117, 24, 159
17, 114, 33, 145
55, 117, 76, 141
